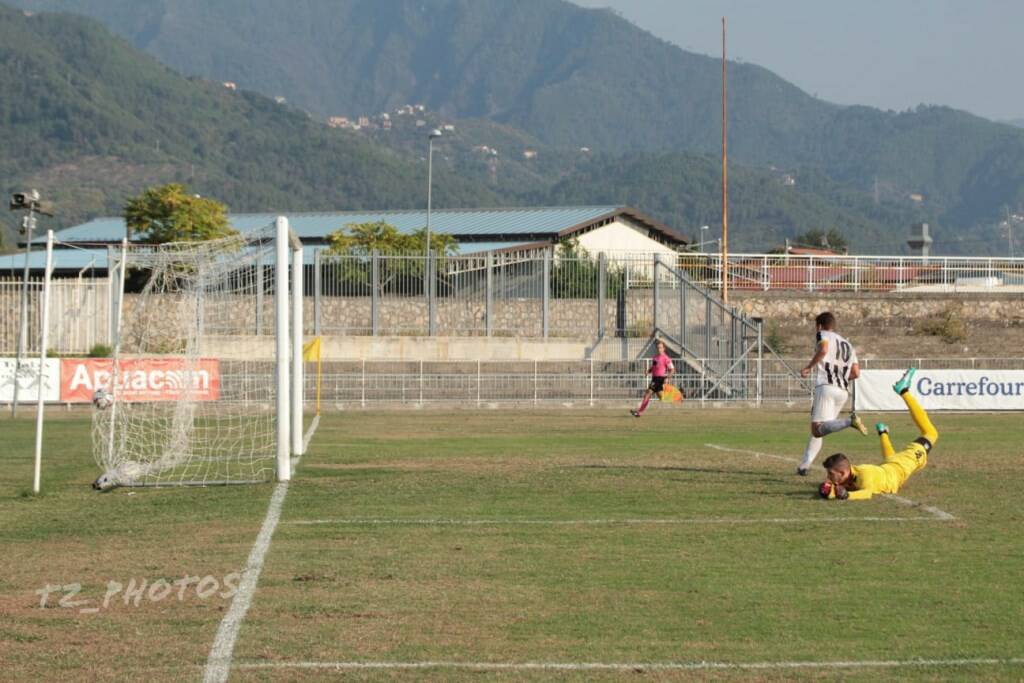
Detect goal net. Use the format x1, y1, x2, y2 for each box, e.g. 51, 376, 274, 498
92, 217, 304, 489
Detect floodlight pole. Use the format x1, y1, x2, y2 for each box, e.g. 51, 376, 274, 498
426, 129, 441, 336
11, 202, 38, 418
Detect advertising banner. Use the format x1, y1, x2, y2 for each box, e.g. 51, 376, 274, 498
0, 358, 61, 402
60, 358, 221, 403
858, 369, 1024, 411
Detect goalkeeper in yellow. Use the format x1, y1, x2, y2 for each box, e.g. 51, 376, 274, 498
819, 368, 936, 501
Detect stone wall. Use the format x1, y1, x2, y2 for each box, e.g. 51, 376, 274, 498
731, 291, 1024, 325
314, 295, 649, 339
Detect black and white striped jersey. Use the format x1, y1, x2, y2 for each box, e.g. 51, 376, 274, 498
814, 330, 857, 390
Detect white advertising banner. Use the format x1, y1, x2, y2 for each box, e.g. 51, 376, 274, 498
0, 358, 61, 402
858, 369, 1024, 411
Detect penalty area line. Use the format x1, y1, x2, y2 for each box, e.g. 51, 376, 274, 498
233, 656, 1024, 673
705, 443, 957, 521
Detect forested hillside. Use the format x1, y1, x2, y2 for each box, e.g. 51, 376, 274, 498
2, 2, 1021, 255
0, 4, 502, 249
10, 0, 1024, 241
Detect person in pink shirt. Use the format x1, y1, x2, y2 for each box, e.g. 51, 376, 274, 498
631, 339, 675, 417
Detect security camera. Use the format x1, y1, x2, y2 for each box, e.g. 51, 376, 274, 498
10, 190, 40, 211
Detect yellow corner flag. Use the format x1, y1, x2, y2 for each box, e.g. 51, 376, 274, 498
302, 337, 321, 362
302, 337, 323, 414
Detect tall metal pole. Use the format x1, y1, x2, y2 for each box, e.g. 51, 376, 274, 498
11, 205, 36, 418
425, 129, 441, 336
721, 16, 730, 305
426, 136, 434, 257
426, 135, 433, 336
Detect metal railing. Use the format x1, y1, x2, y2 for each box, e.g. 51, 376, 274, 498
5, 358, 1022, 408
0, 277, 110, 355
303, 359, 803, 406
677, 253, 1024, 292
295, 357, 1024, 407
312, 250, 673, 339
650, 257, 768, 399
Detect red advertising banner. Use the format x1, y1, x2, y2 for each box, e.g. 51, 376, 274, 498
60, 358, 221, 403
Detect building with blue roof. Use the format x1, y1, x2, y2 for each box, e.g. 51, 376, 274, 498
2, 206, 687, 275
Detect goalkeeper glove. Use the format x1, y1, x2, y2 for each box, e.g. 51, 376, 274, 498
834, 484, 849, 500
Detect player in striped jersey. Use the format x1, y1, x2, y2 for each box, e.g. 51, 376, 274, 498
796, 312, 868, 475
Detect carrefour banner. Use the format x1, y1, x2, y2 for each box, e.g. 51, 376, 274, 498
0, 358, 61, 402
858, 369, 1024, 411
60, 358, 221, 403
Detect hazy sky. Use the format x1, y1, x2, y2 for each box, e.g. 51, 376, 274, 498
571, 0, 1024, 122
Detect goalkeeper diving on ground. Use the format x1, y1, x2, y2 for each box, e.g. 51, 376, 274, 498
818, 367, 937, 501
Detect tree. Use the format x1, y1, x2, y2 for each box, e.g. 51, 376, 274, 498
325, 220, 456, 256
124, 184, 235, 243
324, 221, 457, 296
550, 238, 623, 298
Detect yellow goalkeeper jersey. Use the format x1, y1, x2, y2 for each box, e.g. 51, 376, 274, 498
846, 443, 928, 500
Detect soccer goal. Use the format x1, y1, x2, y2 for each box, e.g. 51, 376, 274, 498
90, 217, 307, 490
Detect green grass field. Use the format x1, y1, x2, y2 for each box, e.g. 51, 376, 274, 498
3, 407, 1024, 681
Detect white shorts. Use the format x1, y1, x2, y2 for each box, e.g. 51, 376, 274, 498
811, 384, 849, 422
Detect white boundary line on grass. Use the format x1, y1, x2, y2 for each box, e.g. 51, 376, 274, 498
287, 515, 944, 526
202, 424, 316, 683
202, 481, 291, 683
705, 443, 957, 521
233, 657, 1024, 673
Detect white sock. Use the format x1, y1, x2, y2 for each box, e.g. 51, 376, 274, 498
817, 418, 852, 436
800, 435, 823, 469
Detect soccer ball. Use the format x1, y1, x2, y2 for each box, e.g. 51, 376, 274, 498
91, 471, 117, 491
92, 388, 113, 410
91, 461, 145, 491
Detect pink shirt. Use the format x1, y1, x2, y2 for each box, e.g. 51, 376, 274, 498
650, 353, 674, 377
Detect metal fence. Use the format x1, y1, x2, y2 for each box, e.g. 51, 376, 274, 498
312, 250, 670, 339
0, 277, 110, 355
298, 357, 1024, 407
305, 359, 801, 406
5, 357, 1023, 408
677, 253, 1024, 292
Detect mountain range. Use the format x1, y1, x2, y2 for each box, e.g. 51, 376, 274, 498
2, 0, 1023, 256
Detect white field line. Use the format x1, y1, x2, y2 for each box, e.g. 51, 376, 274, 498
888, 493, 957, 521
203, 446, 306, 683
301, 414, 320, 454
287, 516, 945, 526
705, 443, 957, 521
705, 443, 796, 463
233, 657, 1024, 673
202, 481, 290, 683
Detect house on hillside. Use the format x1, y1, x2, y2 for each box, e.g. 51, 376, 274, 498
1, 206, 688, 277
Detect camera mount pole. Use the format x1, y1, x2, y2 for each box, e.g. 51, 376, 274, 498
11, 203, 37, 418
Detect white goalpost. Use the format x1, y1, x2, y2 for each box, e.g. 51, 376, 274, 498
88, 216, 305, 490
